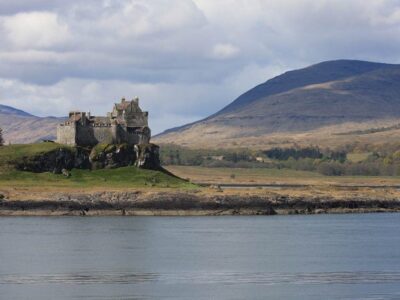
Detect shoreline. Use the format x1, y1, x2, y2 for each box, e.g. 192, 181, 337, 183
1, 189, 400, 216
1, 208, 399, 217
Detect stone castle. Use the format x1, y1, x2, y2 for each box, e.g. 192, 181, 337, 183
57, 97, 151, 146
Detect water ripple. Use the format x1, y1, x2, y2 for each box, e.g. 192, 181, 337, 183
1, 271, 400, 285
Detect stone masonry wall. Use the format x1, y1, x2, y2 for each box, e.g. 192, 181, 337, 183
93, 127, 114, 144
75, 125, 114, 146
125, 112, 148, 127
58, 122, 150, 146
57, 124, 76, 145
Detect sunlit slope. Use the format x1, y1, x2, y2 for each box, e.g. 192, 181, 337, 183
155, 60, 400, 148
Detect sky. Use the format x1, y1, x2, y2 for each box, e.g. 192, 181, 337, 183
1, 0, 400, 134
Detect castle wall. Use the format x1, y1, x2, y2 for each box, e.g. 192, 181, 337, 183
125, 112, 148, 127
57, 124, 76, 145
58, 123, 150, 146
93, 127, 114, 144
75, 126, 97, 146
75, 125, 114, 146
111, 125, 118, 144
124, 127, 151, 145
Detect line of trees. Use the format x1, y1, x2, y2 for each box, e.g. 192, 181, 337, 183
160, 144, 256, 166
263, 147, 346, 162
159, 143, 400, 176
0, 128, 3, 146
264, 147, 323, 160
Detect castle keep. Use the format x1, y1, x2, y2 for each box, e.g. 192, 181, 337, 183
57, 97, 151, 146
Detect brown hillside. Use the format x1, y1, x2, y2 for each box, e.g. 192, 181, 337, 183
155, 60, 400, 149
0, 105, 62, 144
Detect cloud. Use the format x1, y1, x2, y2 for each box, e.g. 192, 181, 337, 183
0, 0, 400, 133
2, 11, 71, 49
211, 43, 240, 59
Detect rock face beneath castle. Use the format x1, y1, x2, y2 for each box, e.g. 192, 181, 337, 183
57, 98, 151, 146
14, 143, 162, 173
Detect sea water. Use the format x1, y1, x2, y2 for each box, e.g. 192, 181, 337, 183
0, 214, 399, 299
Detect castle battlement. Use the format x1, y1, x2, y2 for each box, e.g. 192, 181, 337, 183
57, 98, 151, 146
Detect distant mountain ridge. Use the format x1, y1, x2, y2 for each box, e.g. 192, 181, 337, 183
0, 104, 34, 117
155, 59, 400, 148
0, 104, 63, 144
218, 60, 395, 114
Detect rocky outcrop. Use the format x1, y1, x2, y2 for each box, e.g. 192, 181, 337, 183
89, 144, 135, 169
15, 147, 86, 173
15, 143, 161, 174
134, 144, 160, 169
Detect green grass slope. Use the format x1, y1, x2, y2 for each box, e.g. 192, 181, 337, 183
0, 142, 72, 170
0, 143, 193, 189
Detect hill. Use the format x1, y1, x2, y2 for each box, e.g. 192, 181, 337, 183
155, 60, 400, 149
0, 104, 63, 144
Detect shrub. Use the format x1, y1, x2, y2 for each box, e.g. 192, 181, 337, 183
317, 162, 345, 176
0, 128, 3, 146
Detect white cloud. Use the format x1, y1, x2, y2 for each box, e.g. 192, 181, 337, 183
90, 0, 205, 38
2, 11, 71, 49
211, 43, 240, 59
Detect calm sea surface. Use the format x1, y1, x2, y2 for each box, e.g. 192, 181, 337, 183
0, 214, 400, 300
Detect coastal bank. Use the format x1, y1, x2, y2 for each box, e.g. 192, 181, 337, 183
1, 187, 400, 216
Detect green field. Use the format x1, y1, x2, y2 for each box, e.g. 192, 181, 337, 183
166, 165, 400, 186
346, 152, 371, 163
0, 167, 193, 188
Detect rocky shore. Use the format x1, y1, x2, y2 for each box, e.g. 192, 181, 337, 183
1, 189, 400, 216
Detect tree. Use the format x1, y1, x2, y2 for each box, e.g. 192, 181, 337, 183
0, 128, 3, 146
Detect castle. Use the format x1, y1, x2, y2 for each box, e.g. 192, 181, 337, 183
57, 97, 151, 146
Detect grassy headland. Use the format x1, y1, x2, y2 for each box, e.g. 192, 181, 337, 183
0, 142, 71, 169
0, 143, 194, 189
